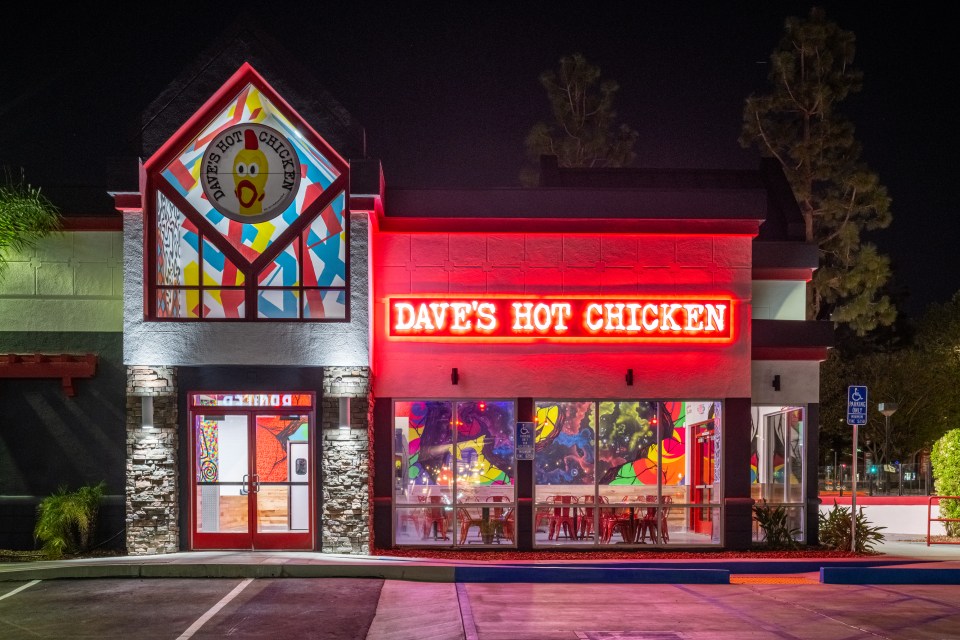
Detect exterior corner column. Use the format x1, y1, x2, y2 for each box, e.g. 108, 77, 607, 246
722, 397, 753, 550
125, 365, 179, 555
321, 366, 372, 554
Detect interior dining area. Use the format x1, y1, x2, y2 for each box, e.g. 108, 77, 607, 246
392, 398, 723, 548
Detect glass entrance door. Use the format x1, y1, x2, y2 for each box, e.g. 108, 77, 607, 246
192, 407, 313, 550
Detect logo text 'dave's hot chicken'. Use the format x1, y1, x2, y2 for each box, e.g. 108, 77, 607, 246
387, 296, 733, 342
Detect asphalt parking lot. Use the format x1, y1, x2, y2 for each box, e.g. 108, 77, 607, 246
5, 576, 960, 639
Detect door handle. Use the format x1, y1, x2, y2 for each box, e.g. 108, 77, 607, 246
241, 474, 249, 496
253, 474, 261, 494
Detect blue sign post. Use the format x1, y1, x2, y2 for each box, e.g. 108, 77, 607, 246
846, 385, 868, 552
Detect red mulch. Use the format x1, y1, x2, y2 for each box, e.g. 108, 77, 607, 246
372, 547, 869, 561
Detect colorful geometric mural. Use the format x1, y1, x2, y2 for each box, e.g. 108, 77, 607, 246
153, 82, 347, 320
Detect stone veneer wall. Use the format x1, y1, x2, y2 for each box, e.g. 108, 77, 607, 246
321, 366, 372, 554
126, 366, 179, 555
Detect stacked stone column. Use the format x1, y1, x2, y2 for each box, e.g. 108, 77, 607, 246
321, 366, 372, 554
125, 366, 179, 555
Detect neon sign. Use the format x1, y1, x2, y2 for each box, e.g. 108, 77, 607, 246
387, 296, 734, 342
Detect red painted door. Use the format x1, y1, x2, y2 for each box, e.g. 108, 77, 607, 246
191, 409, 313, 550
692, 422, 715, 536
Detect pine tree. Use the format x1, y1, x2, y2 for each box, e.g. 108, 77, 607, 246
740, 8, 895, 335
522, 53, 638, 185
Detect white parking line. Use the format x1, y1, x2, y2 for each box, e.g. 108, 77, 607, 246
176, 578, 254, 640
0, 580, 41, 601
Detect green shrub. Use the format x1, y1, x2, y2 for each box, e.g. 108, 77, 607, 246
931, 429, 960, 536
752, 501, 800, 549
818, 501, 886, 553
34, 482, 105, 558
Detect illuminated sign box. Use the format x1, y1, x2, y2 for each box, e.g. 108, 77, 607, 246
387, 296, 734, 343
191, 393, 313, 407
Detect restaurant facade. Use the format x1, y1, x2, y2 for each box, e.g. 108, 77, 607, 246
0, 29, 831, 554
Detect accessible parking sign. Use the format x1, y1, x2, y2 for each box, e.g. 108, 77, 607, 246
847, 385, 868, 425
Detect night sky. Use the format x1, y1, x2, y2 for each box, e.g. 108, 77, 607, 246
1, 2, 955, 318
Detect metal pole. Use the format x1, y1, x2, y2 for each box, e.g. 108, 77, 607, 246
851, 423, 858, 552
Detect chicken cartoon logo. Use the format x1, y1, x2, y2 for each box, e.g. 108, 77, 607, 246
232, 129, 268, 215
200, 123, 301, 224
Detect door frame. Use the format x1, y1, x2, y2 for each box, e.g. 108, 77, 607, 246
188, 391, 316, 550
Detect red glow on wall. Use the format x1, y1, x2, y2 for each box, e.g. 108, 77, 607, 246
387, 295, 735, 343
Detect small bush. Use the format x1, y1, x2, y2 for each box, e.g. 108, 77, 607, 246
752, 501, 800, 549
34, 482, 105, 558
819, 501, 886, 553
931, 429, 960, 536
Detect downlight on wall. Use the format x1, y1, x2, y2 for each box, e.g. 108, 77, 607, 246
339, 397, 351, 431
141, 396, 154, 429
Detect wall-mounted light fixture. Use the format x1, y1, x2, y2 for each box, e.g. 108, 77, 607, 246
338, 397, 351, 431
772, 374, 781, 391
451, 367, 459, 385
626, 368, 634, 386
141, 395, 154, 429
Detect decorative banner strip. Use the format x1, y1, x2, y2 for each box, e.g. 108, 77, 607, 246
387, 296, 734, 342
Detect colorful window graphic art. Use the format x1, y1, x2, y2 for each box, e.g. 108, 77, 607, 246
196, 420, 219, 482
533, 401, 717, 487
396, 401, 515, 488
152, 82, 347, 320
255, 415, 309, 482
534, 401, 596, 485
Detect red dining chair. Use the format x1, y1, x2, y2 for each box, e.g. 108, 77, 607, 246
637, 495, 659, 543
422, 495, 450, 540
548, 495, 578, 540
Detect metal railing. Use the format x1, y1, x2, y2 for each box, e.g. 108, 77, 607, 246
819, 463, 931, 497
928, 496, 960, 546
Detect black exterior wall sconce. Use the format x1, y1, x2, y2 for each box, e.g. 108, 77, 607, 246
626, 368, 634, 386
451, 367, 459, 385
772, 374, 781, 391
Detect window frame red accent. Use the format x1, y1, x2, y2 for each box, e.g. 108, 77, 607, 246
143, 63, 350, 322
188, 390, 316, 551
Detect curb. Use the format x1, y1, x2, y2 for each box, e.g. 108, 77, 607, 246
820, 567, 960, 585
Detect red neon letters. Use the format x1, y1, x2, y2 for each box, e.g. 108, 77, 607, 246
387, 296, 733, 342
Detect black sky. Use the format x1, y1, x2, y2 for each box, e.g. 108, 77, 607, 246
1, 2, 956, 318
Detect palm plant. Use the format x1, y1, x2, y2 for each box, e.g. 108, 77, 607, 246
752, 501, 800, 549
818, 501, 886, 553
34, 482, 105, 558
0, 171, 61, 279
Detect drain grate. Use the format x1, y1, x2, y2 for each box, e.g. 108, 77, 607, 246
576, 633, 684, 640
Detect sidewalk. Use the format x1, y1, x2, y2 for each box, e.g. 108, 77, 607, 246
2, 534, 959, 585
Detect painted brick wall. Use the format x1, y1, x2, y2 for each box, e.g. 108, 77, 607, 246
373, 232, 753, 399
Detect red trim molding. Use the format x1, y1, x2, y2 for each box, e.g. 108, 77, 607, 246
0, 354, 98, 396
61, 216, 123, 231
112, 193, 143, 214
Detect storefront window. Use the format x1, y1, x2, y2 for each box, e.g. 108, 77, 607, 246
751, 406, 805, 542
393, 400, 516, 547
535, 399, 721, 547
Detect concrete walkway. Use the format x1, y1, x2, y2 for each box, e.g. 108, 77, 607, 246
3, 533, 960, 584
